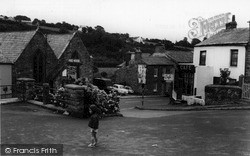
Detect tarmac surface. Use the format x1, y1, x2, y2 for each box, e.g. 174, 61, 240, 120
1, 97, 250, 156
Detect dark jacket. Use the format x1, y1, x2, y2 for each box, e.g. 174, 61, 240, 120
88, 113, 99, 129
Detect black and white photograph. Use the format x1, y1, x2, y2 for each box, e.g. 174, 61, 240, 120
0, 0, 250, 155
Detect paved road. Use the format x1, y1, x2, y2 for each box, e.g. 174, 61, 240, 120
1, 101, 250, 156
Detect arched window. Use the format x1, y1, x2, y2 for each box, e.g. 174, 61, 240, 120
33, 49, 44, 83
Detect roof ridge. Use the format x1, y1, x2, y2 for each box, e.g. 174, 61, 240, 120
0, 30, 37, 34
57, 33, 76, 59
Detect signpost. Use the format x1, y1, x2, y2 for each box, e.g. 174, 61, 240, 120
138, 65, 146, 107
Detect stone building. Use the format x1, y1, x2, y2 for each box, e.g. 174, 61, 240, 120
0, 30, 57, 84
47, 32, 93, 88
0, 29, 93, 89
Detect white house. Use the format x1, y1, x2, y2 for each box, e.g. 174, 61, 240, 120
0, 52, 12, 99
193, 18, 250, 99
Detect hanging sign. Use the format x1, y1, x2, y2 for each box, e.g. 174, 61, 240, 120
163, 74, 174, 82
138, 64, 146, 84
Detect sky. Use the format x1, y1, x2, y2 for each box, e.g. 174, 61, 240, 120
1, 0, 250, 42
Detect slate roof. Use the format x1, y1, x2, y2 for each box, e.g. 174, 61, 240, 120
165, 50, 193, 63
47, 33, 75, 59
0, 30, 37, 63
0, 50, 11, 64
196, 28, 249, 47
142, 56, 175, 65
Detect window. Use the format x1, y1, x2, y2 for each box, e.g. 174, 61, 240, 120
162, 67, 166, 76
199, 51, 206, 65
154, 68, 158, 77
230, 49, 238, 66
153, 83, 158, 92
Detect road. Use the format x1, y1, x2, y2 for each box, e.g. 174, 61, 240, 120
1, 99, 250, 156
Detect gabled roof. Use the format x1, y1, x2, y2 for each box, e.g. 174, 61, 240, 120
196, 28, 249, 47
0, 30, 37, 63
47, 33, 75, 59
164, 50, 193, 63
142, 56, 175, 65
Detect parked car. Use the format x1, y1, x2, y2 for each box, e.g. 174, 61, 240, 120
124, 86, 134, 94
93, 78, 113, 93
112, 84, 129, 95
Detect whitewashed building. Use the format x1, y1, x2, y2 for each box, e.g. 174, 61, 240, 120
193, 18, 250, 99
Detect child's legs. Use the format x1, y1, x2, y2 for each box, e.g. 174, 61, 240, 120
91, 129, 98, 144
92, 131, 97, 144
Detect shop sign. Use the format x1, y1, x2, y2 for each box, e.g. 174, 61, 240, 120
179, 65, 195, 73
68, 59, 80, 63
163, 74, 174, 82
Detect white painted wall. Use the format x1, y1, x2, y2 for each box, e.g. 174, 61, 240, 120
195, 66, 214, 99
193, 46, 246, 99
0, 65, 12, 98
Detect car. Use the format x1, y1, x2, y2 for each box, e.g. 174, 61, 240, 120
112, 84, 129, 95
93, 78, 113, 93
124, 86, 134, 94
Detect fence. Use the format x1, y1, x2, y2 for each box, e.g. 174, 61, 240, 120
242, 83, 250, 100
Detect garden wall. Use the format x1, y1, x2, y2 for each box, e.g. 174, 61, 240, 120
205, 84, 242, 105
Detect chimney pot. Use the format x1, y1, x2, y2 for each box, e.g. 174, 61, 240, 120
226, 15, 237, 30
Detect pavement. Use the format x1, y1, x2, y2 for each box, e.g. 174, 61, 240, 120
1, 96, 250, 113
1, 102, 250, 155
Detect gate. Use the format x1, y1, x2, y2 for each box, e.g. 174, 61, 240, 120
242, 83, 250, 100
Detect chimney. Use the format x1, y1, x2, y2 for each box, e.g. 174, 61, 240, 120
226, 15, 237, 30
134, 48, 142, 61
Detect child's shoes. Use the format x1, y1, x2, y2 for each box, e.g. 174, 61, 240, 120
88, 143, 94, 148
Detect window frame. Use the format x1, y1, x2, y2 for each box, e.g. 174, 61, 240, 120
199, 50, 206, 66
230, 49, 238, 67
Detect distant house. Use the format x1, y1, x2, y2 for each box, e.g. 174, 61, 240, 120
0, 29, 93, 91
115, 46, 194, 98
152, 48, 194, 99
193, 17, 250, 99
131, 36, 145, 44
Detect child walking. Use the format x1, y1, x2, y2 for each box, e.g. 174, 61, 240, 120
88, 105, 100, 147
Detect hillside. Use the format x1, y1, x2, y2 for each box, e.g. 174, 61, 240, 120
0, 16, 197, 67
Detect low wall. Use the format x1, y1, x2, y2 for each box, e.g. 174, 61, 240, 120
205, 85, 242, 105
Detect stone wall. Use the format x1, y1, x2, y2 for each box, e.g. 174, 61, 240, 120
205, 84, 242, 105
245, 43, 250, 83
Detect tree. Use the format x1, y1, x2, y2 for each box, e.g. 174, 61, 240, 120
220, 68, 231, 85
32, 18, 40, 25
14, 15, 31, 22
95, 25, 105, 32
175, 37, 192, 48
191, 38, 201, 46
